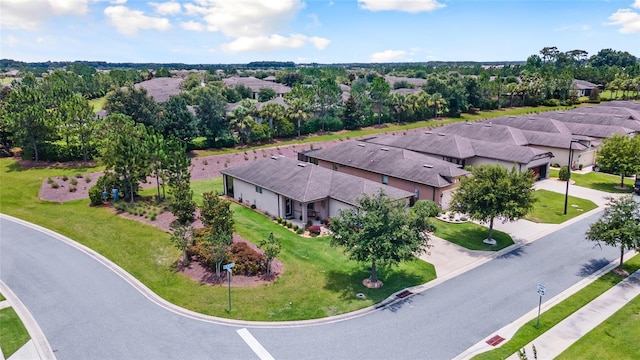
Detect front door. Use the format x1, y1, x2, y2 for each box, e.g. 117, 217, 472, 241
285, 198, 292, 218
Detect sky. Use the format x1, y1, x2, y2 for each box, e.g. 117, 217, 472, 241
1, 0, 639, 64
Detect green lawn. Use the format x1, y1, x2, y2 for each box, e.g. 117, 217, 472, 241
0, 159, 435, 320
549, 168, 634, 194
525, 189, 597, 224
0, 292, 5, 301
432, 218, 514, 251
0, 307, 30, 359
473, 254, 640, 360
557, 294, 640, 359
194, 105, 577, 157
88, 96, 107, 112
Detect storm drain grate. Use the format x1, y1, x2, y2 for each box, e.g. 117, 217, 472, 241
486, 335, 505, 346
396, 290, 412, 299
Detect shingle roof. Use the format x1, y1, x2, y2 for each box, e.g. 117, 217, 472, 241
541, 111, 640, 132
384, 75, 427, 87
482, 116, 574, 135
223, 76, 291, 95
368, 132, 551, 164
605, 101, 640, 111
220, 156, 413, 206
370, 132, 476, 159
572, 79, 598, 90
438, 122, 529, 145
478, 117, 592, 149
573, 105, 640, 120
133, 77, 184, 103
304, 141, 468, 188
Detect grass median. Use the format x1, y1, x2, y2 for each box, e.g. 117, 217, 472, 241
525, 189, 597, 224
0, 307, 30, 359
431, 218, 514, 251
1, 159, 435, 320
549, 168, 634, 194
472, 253, 640, 360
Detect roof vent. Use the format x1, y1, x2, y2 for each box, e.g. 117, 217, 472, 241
423, 164, 433, 168
437, 133, 446, 136
425, 131, 432, 134
358, 143, 365, 147
271, 156, 279, 160
297, 163, 307, 167
484, 123, 492, 127
380, 147, 389, 151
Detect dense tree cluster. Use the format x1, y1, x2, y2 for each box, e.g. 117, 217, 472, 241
1, 46, 638, 162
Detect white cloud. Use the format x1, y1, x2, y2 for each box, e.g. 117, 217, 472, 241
370, 49, 407, 62
180, 20, 205, 31
358, 0, 445, 13
633, 1, 640, 9
149, 1, 182, 15
104, 5, 172, 36
1, 0, 88, 30
222, 34, 330, 53
607, 8, 640, 34
309, 36, 330, 50
198, 0, 304, 37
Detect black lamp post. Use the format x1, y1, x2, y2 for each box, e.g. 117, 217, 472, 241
564, 139, 582, 215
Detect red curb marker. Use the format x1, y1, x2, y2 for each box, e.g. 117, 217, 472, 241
486, 335, 505, 346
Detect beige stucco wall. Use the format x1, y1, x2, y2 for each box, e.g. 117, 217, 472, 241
231, 178, 281, 218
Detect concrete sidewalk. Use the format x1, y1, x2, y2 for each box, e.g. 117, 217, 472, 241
0, 280, 56, 360
506, 268, 640, 360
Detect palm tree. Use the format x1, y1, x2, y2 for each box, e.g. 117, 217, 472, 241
285, 98, 311, 137
428, 93, 447, 118
259, 103, 285, 129
389, 93, 407, 124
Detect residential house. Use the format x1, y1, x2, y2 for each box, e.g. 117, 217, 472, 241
133, 77, 184, 103
572, 79, 600, 97
220, 156, 414, 225
570, 105, 640, 121
475, 118, 599, 168
541, 111, 640, 134
301, 141, 469, 209
368, 131, 553, 179
222, 76, 291, 99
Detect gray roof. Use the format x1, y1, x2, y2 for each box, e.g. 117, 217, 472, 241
572, 79, 599, 90
384, 75, 427, 87
573, 105, 640, 120
477, 118, 592, 150
220, 156, 413, 206
369, 131, 551, 164
541, 111, 640, 132
133, 77, 184, 102
438, 122, 529, 145
305, 141, 468, 188
223, 76, 291, 95
390, 88, 423, 95
487, 115, 632, 139
604, 101, 640, 111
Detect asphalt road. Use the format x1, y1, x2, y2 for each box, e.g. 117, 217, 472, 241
0, 211, 621, 360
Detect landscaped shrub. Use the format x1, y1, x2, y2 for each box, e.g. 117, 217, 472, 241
460, 216, 467, 222
228, 242, 263, 276
47, 177, 54, 184
88, 185, 104, 206
578, 164, 583, 170
305, 220, 313, 229
559, 166, 569, 181
61, 175, 68, 182
308, 225, 321, 235
296, 228, 304, 234
70, 178, 78, 186
75, 173, 83, 178
286, 222, 292, 228
551, 163, 560, 168
68, 185, 77, 192
51, 182, 60, 189
293, 224, 299, 231
84, 175, 91, 183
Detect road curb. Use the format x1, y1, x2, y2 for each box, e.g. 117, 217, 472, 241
0, 279, 56, 360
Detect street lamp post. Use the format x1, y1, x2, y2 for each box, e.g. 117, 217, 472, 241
564, 139, 582, 215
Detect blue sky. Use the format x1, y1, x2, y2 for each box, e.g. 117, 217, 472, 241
1, 0, 639, 64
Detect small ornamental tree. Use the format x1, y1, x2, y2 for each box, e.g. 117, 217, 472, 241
259, 232, 281, 278
450, 164, 536, 245
586, 195, 640, 271
199, 192, 234, 277
330, 190, 432, 287
596, 134, 640, 189
170, 222, 193, 266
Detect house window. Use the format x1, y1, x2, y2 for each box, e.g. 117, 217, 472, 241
333, 163, 338, 171
310, 158, 318, 165
382, 175, 388, 185
255, 186, 263, 194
